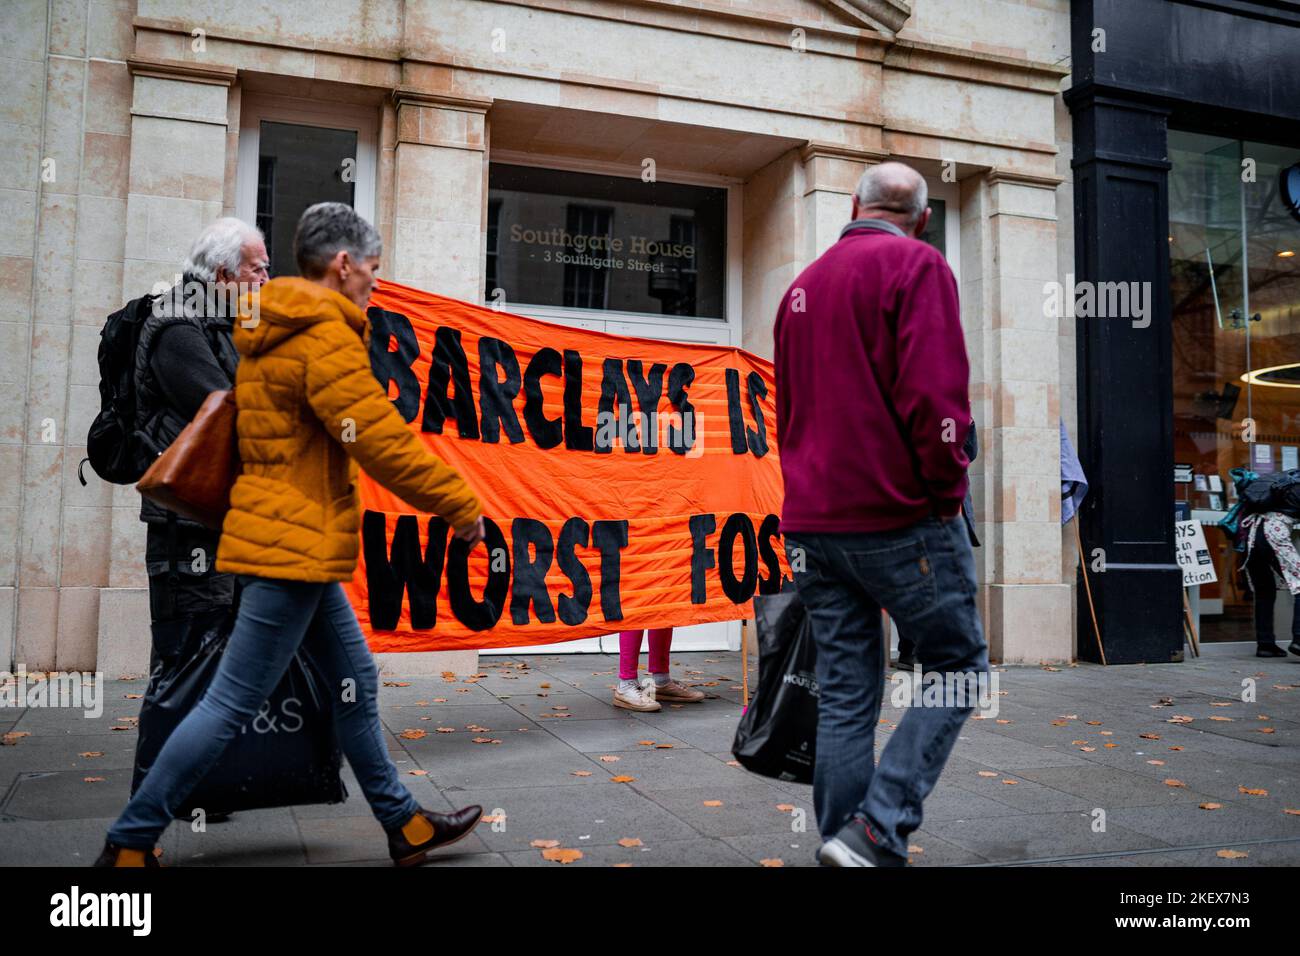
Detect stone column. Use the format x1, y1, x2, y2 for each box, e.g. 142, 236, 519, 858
374, 90, 491, 676
4, 0, 135, 673
5, 2, 75, 674
96, 56, 234, 678
740, 149, 803, 362
799, 143, 885, 263
740, 143, 888, 656
961, 168, 1072, 663
389, 91, 491, 302
741, 143, 887, 362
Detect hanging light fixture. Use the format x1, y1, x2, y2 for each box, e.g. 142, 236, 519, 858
1241, 362, 1300, 388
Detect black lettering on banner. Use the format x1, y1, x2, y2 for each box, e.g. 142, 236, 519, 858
423, 327, 480, 439
563, 349, 595, 451
591, 519, 629, 621
363, 511, 449, 631
757, 513, 785, 595
745, 371, 769, 458
478, 336, 525, 444
718, 512, 758, 604
724, 369, 748, 455
510, 518, 557, 625
556, 516, 593, 626
596, 358, 640, 454
446, 517, 509, 631
666, 362, 697, 456
523, 347, 564, 449
689, 513, 717, 604
626, 359, 666, 455
366, 308, 421, 424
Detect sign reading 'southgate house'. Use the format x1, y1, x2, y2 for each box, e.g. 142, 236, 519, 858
350, 278, 788, 652
505, 223, 693, 274
486, 163, 728, 318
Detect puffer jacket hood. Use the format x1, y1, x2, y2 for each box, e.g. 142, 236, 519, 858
217, 276, 482, 583
236, 276, 367, 357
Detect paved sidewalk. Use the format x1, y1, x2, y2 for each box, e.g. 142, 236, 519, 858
2, 650, 1298, 866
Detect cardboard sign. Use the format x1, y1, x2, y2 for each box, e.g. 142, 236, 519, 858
1175, 519, 1217, 587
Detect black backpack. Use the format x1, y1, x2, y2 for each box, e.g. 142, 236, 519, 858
1238, 468, 1300, 522
79, 293, 160, 486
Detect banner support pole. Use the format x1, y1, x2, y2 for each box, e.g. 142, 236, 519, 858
1073, 516, 1108, 666
741, 620, 750, 710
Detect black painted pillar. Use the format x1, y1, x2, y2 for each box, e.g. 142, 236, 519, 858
1066, 85, 1184, 664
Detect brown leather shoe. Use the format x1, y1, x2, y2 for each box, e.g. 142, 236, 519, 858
653, 679, 705, 702
92, 841, 160, 868
387, 806, 483, 867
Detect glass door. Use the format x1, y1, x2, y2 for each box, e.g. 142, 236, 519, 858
255, 121, 359, 277
235, 95, 379, 274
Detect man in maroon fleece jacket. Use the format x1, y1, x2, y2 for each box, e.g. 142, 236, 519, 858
775, 162, 989, 868
776, 175, 970, 530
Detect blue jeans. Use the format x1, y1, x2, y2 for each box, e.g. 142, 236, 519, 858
109, 577, 420, 849
785, 516, 989, 857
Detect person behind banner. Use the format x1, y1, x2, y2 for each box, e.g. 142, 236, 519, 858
774, 161, 989, 867
97, 202, 488, 868
612, 628, 705, 711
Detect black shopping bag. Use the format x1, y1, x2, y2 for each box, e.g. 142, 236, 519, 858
731, 590, 819, 784
131, 607, 348, 818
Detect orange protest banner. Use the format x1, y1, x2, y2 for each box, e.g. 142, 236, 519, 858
345, 279, 789, 652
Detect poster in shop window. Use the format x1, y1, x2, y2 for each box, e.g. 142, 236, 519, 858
1174, 519, 1217, 587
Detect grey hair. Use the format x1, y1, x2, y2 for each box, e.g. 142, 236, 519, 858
183, 217, 264, 282
294, 202, 382, 278
853, 163, 928, 226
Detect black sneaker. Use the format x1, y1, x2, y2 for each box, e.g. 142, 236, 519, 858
386, 806, 483, 867
894, 656, 916, 671
1289, 641, 1300, 658
817, 815, 907, 867
1256, 643, 1287, 658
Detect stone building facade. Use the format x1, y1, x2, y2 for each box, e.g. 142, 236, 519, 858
2, 0, 1077, 675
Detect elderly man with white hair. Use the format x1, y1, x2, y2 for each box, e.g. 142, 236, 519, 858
131, 218, 268, 687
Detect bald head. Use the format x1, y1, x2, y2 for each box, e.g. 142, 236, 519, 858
851, 161, 930, 237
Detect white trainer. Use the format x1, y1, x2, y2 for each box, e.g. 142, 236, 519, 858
613, 683, 661, 712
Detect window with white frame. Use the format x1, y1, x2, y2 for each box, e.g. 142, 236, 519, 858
236, 96, 379, 277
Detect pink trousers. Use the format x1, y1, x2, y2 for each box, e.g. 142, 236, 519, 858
618, 628, 673, 681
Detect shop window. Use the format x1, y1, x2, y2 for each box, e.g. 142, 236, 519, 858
486, 164, 727, 319
1169, 130, 1300, 641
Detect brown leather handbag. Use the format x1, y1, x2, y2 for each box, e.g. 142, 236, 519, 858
136, 389, 240, 530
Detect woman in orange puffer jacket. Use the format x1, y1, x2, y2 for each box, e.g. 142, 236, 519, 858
99, 203, 486, 867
